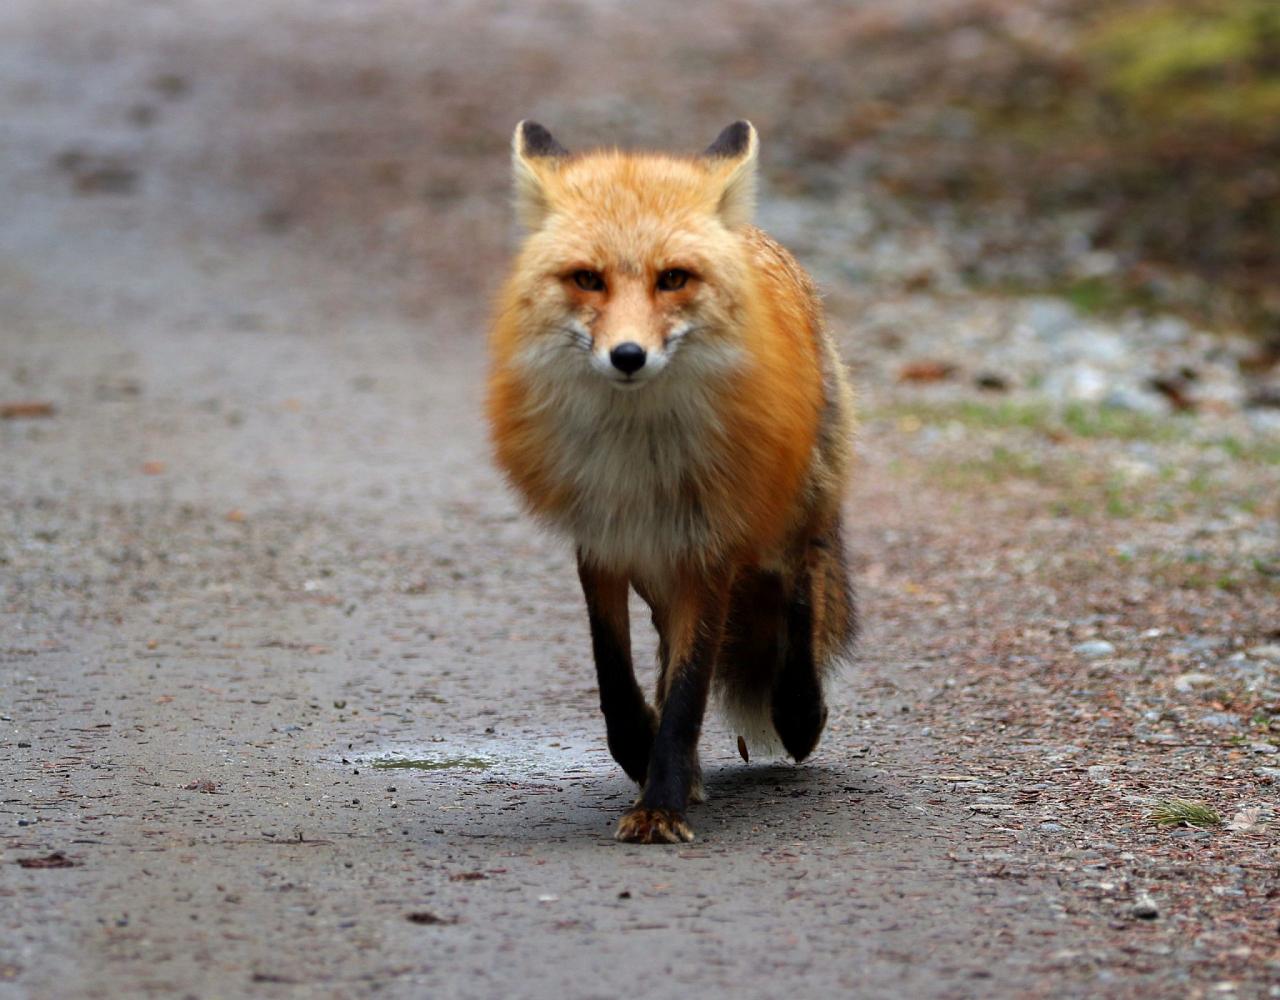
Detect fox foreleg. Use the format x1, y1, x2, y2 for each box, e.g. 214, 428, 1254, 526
578, 556, 657, 785
616, 569, 730, 844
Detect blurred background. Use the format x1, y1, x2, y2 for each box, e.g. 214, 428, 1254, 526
7, 0, 1279, 384
4, 0, 1277, 607
5, 0, 1274, 558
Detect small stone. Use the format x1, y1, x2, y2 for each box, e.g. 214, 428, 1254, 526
1174, 672, 1215, 693
1043, 363, 1109, 403
1199, 712, 1242, 730
1247, 645, 1280, 663
1024, 298, 1078, 339
1131, 893, 1159, 919
1249, 743, 1278, 755
1255, 767, 1280, 779
1073, 640, 1115, 659
1103, 386, 1168, 416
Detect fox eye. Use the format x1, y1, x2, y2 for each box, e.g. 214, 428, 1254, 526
572, 269, 605, 292
656, 268, 691, 292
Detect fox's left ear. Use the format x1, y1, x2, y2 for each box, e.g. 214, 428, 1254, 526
512, 120, 569, 229
703, 120, 758, 228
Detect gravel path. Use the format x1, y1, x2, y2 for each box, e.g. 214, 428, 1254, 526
2, 3, 1277, 998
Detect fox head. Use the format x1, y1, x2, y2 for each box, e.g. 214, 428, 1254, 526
503, 121, 760, 391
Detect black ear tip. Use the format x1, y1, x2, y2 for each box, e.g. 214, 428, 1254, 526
705, 120, 755, 158
518, 120, 569, 158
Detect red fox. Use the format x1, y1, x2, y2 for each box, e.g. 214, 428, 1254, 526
487, 121, 857, 844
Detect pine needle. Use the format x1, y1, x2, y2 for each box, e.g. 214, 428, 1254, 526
1149, 798, 1221, 828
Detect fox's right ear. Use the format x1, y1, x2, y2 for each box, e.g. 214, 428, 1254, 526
512, 121, 568, 229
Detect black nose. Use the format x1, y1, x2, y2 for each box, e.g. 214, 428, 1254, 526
610, 342, 647, 375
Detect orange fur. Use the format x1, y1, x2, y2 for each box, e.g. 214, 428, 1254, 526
487, 136, 846, 579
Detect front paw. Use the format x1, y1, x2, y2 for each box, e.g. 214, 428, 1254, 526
615, 806, 694, 844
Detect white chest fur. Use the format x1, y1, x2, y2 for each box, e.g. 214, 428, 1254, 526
538, 375, 740, 577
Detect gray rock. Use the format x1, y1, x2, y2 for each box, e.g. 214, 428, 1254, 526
1103, 386, 1168, 415
1073, 640, 1115, 659
1131, 893, 1159, 919
1173, 672, 1215, 693
1043, 363, 1110, 403
1070, 329, 1130, 366
1247, 645, 1280, 663
1023, 298, 1079, 340
1198, 712, 1241, 730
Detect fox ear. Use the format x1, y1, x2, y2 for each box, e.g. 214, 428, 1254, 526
512, 120, 568, 229
703, 120, 758, 228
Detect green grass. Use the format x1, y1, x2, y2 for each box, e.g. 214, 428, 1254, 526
878, 401, 1280, 467
877, 400, 1186, 444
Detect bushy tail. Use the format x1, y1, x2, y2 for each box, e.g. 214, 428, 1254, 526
715, 527, 857, 758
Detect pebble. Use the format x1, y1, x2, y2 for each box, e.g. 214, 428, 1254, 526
1250, 743, 1278, 755
1255, 767, 1280, 779
1198, 713, 1242, 730
1247, 645, 1280, 663
1131, 893, 1159, 919
1043, 363, 1109, 403
1172, 637, 1228, 659
1073, 640, 1115, 659
1174, 672, 1215, 693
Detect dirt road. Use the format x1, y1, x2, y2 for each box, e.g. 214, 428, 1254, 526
3, 3, 1276, 998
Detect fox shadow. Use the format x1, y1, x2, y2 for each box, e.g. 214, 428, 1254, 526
434, 749, 912, 848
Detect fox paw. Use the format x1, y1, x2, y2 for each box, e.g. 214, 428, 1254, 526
615, 807, 694, 844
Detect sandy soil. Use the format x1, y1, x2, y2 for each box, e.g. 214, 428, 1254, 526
2, 3, 1276, 998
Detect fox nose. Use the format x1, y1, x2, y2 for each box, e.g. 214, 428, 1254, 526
609, 342, 647, 375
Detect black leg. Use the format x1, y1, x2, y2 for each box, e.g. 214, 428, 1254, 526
577, 555, 655, 785
616, 573, 729, 844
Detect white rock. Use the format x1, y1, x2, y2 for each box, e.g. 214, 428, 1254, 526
1024, 298, 1079, 340
1043, 363, 1110, 403
1073, 640, 1115, 659
1174, 672, 1216, 693
1103, 386, 1169, 415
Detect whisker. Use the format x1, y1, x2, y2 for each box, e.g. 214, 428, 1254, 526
664, 324, 704, 353
559, 325, 593, 351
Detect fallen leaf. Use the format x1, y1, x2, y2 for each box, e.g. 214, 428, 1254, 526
1224, 806, 1264, 833
0, 401, 56, 420
17, 852, 77, 869
406, 911, 456, 925
899, 361, 956, 384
